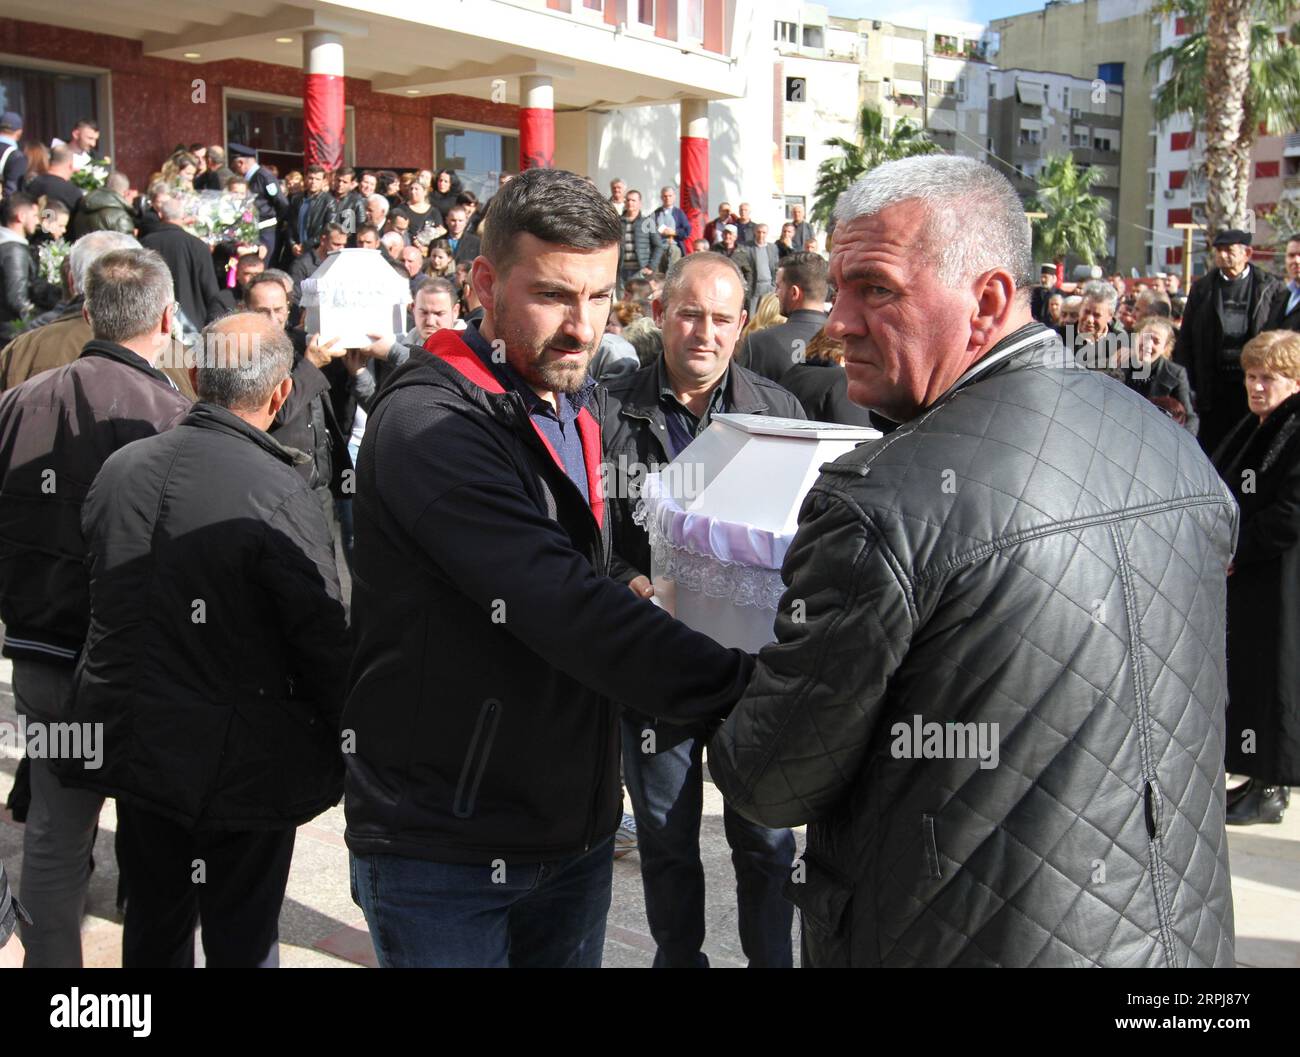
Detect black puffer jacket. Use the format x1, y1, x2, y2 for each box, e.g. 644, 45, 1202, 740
342, 328, 755, 865
709, 323, 1239, 967
63, 403, 348, 829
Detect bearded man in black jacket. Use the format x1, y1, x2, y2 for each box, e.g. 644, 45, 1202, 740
342, 168, 754, 968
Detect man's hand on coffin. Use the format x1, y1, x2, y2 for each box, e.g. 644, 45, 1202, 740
345, 350, 369, 377
361, 333, 397, 360
306, 334, 344, 368
627, 575, 655, 600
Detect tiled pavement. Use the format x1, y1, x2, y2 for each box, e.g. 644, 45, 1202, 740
1, 653, 1296, 968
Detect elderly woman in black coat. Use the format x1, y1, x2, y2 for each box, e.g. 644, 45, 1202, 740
1213, 329, 1300, 825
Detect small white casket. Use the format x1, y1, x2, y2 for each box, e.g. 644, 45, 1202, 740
636, 413, 880, 653
299, 248, 413, 348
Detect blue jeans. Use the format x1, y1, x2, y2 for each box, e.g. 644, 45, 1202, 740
621, 713, 796, 968
350, 837, 614, 967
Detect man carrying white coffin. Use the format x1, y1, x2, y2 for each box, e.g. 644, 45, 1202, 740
705, 155, 1238, 968
599, 251, 805, 968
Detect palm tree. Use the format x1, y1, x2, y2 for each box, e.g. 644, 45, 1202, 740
1028, 154, 1110, 267
1148, 0, 1300, 236
811, 105, 937, 232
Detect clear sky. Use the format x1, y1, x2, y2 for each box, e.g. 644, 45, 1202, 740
829, 0, 1047, 28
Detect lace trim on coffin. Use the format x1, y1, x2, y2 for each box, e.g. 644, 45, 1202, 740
634, 497, 785, 610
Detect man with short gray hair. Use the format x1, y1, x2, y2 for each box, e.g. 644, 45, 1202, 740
0, 247, 191, 966
142, 191, 229, 333
0, 231, 173, 392
706, 154, 1237, 968
62, 310, 348, 967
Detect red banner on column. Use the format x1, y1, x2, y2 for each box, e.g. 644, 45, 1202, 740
304, 73, 345, 170
681, 135, 709, 245
519, 108, 555, 171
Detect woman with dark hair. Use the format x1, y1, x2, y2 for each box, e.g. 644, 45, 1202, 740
389, 178, 445, 247
777, 328, 876, 426
1212, 329, 1300, 825
429, 168, 462, 219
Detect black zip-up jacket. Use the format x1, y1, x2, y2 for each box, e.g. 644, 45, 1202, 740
1173, 265, 1279, 412
342, 328, 755, 865
0, 339, 190, 664
598, 359, 806, 586
62, 403, 349, 828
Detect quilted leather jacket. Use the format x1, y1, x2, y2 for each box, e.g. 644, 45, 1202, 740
709, 323, 1239, 967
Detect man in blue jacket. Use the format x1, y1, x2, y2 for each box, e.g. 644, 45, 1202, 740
342, 167, 755, 968
652, 185, 693, 271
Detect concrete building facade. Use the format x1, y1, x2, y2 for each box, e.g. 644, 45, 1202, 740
990, 0, 1159, 273
987, 67, 1123, 264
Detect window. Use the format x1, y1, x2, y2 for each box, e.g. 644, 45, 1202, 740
934, 33, 959, 54
1093, 134, 1115, 152
1168, 207, 1193, 225
785, 77, 806, 102
1166, 246, 1184, 265
1171, 131, 1194, 151
636, 0, 654, 26
1096, 62, 1124, 85
1169, 170, 1187, 189
775, 21, 796, 44
435, 123, 519, 201
783, 135, 806, 161
928, 79, 955, 97
802, 26, 824, 49
1256, 160, 1280, 178
0, 64, 100, 154
682, 0, 703, 39
783, 195, 805, 219
1072, 131, 1090, 147
1018, 129, 1041, 146
1174, 16, 1190, 36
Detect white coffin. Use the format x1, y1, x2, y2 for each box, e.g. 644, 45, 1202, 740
636, 413, 879, 652
299, 248, 413, 348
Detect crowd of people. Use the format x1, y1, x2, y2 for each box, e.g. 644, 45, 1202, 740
0, 125, 1298, 968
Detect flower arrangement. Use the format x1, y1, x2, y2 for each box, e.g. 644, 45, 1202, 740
38, 239, 71, 289
178, 190, 261, 247
70, 157, 111, 192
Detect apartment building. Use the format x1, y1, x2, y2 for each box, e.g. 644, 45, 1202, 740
990, 0, 1158, 273
987, 67, 1124, 264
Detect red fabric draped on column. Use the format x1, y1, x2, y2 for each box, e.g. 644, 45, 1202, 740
304, 74, 345, 170
681, 136, 709, 244
519, 109, 555, 170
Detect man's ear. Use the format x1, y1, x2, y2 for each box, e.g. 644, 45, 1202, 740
188, 365, 199, 394
471, 257, 495, 317
267, 374, 293, 417
969, 267, 1018, 349
652, 297, 665, 327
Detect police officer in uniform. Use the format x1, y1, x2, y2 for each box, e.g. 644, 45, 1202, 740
229, 143, 288, 260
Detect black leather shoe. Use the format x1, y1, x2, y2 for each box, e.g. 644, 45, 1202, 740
1226, 777, 1254, 807
1226, 785, 1288, 825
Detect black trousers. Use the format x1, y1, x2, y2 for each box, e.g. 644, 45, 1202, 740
116, 803, 295, 968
